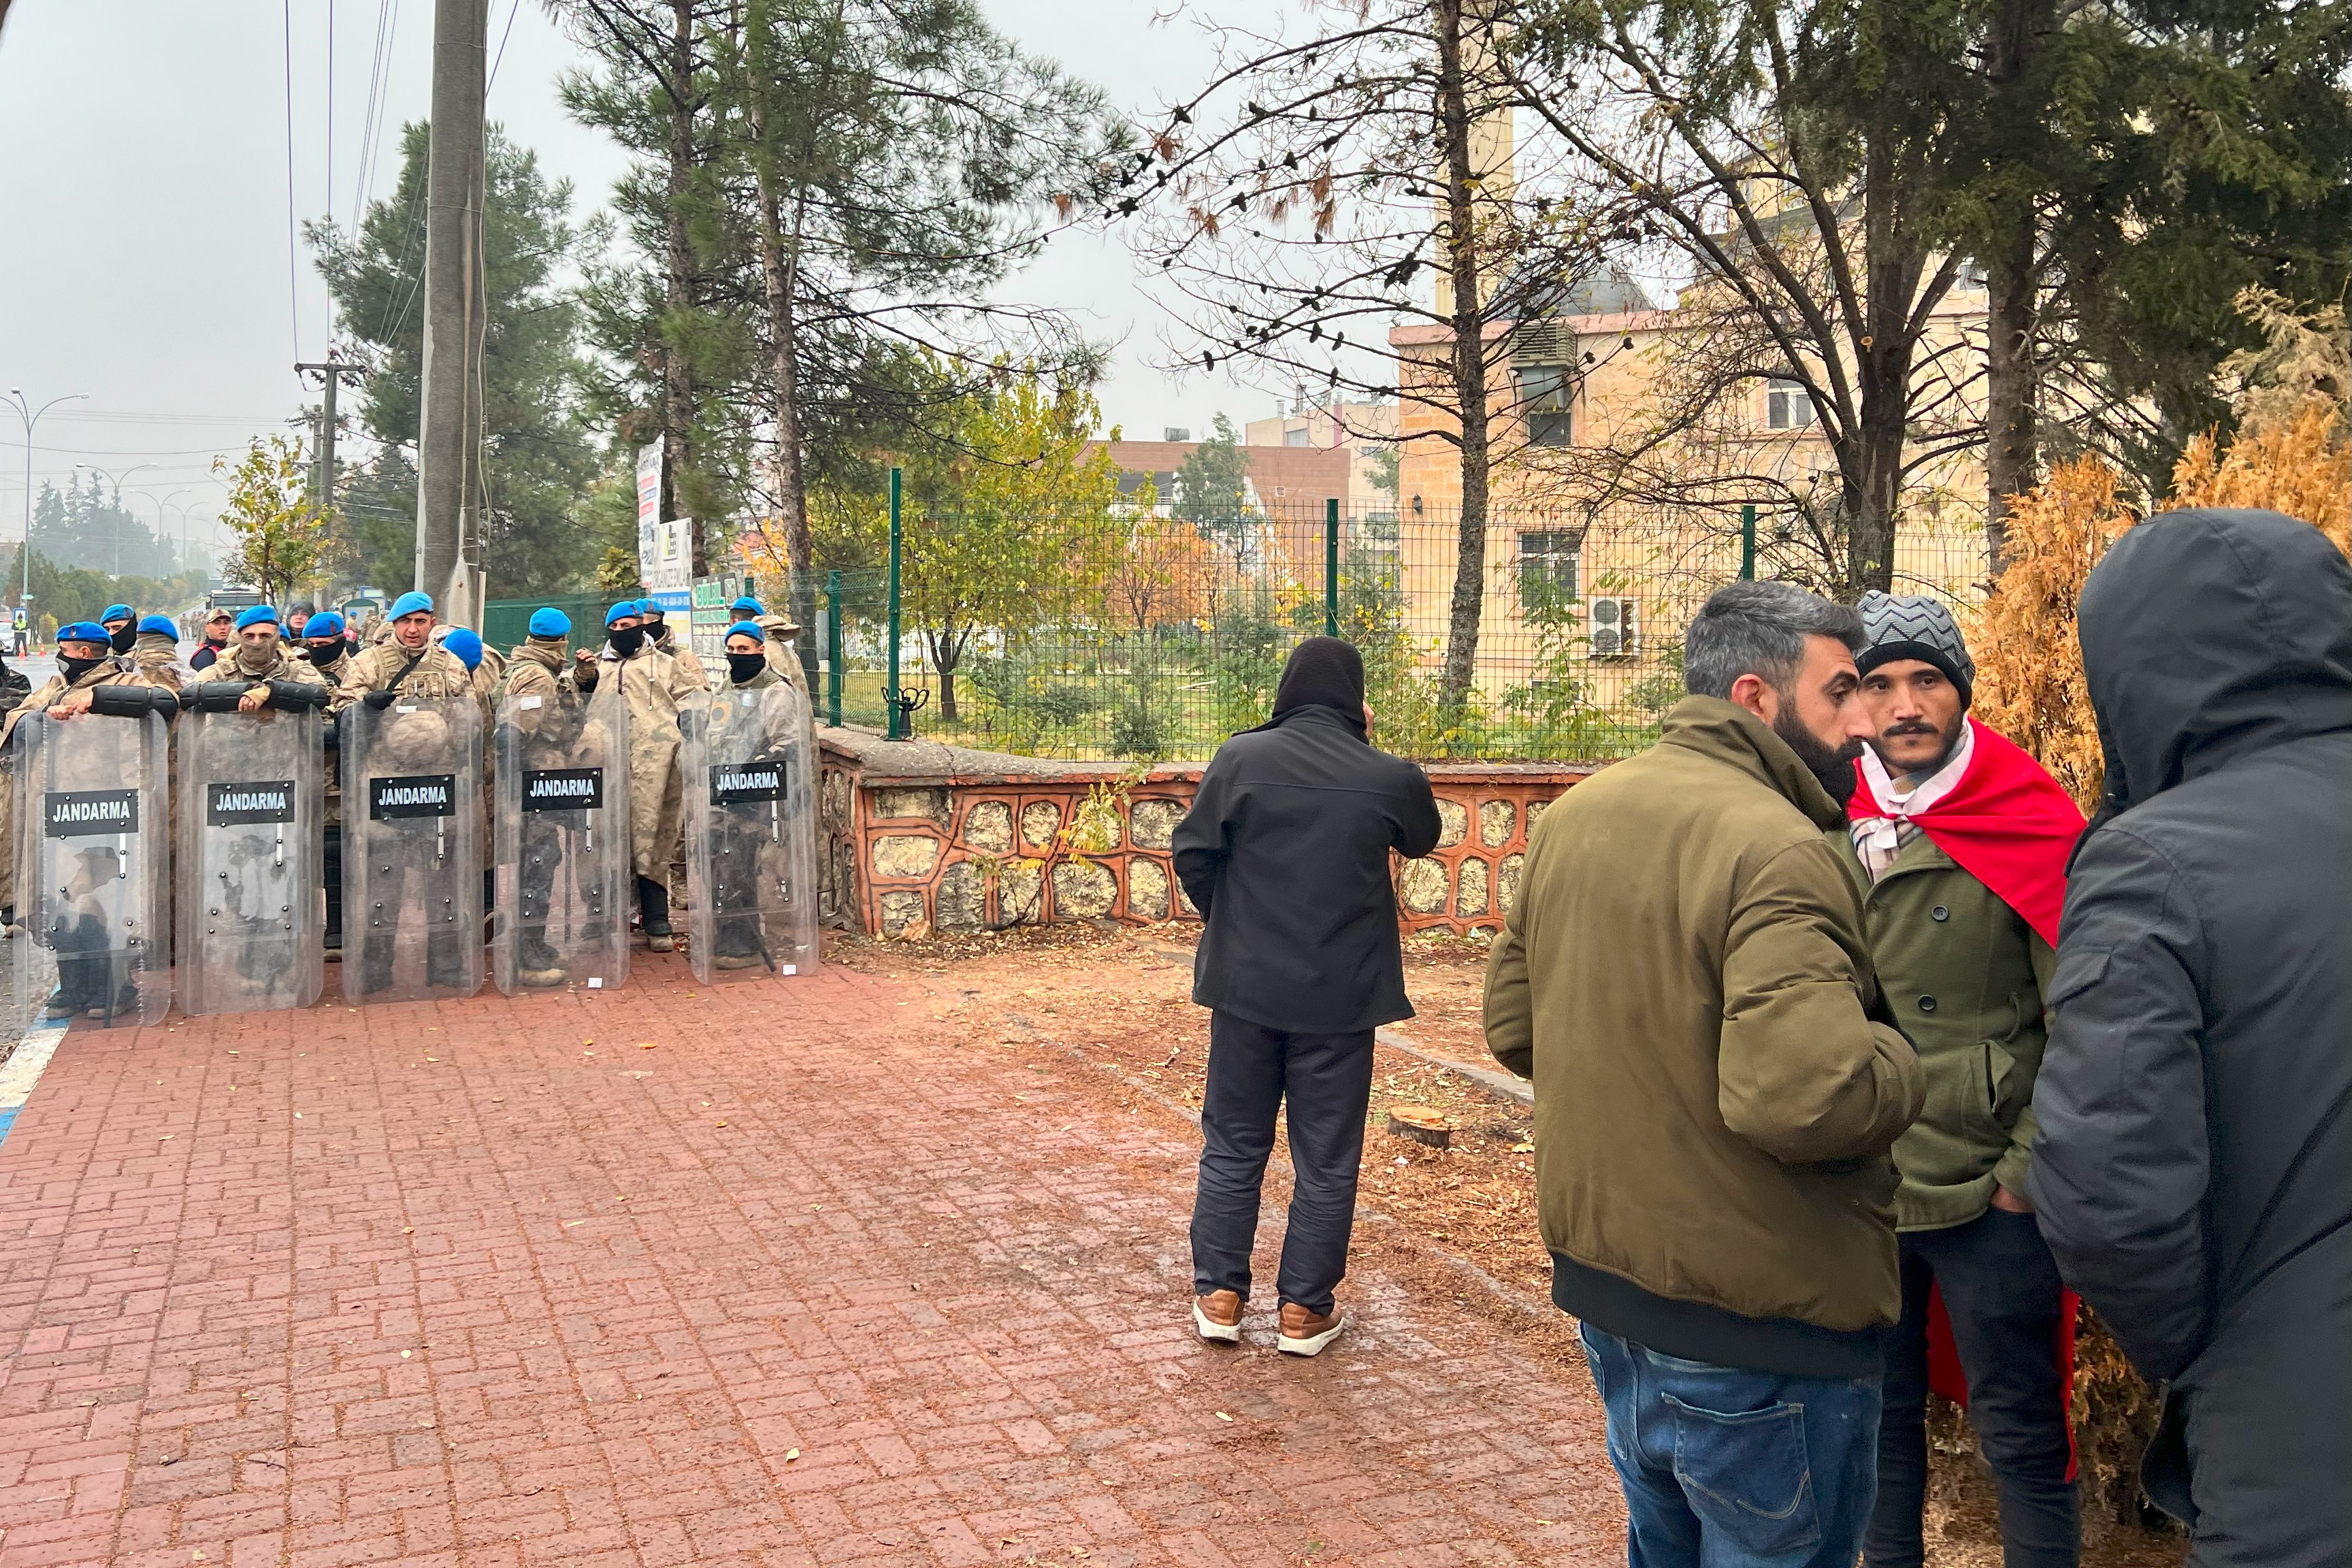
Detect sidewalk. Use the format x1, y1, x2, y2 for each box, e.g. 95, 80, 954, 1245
0, 956, 1621, 1568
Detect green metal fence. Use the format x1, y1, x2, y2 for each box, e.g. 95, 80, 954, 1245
802, 484, 1989, 764
482, 592, 610, 652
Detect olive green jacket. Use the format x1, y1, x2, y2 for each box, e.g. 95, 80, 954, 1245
1832, 830, 2055, 1232
1485, 697, 1925, 1335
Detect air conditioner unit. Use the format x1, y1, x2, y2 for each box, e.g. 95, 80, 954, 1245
1511, 319, 1573, 368
1587, 595, 1639, 658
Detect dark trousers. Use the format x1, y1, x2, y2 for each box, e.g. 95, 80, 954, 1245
1865, 1207, 2078, 1568
1189, 1011, 1374, 1316
323, 823, 342, 947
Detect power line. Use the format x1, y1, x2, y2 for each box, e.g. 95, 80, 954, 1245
352, 0, 400, 233
487, 0, 523, 91
283, 0, 304, 370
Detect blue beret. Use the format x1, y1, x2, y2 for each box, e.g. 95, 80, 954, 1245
389, 590, 434, 619
528, 607, 572, 638
137, 615, 178, 637
235, 604, 280, 632
728, 595, 763, 616
605, 600, 642, 627
724, 621, 766, 643
304, 612, 346, 640
56, 621, 110, 645
637, 599, 664, 617
442, 628, 484, 671
99, 603, 133, 624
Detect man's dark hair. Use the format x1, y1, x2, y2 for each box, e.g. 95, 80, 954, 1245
1684, 581, 1865, 699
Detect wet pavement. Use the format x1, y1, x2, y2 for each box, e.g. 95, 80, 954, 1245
0, 954, 1623, 1568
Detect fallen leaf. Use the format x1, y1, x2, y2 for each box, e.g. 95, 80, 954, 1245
402, 1226, 414, 1235
638, 1042, 657, 1050
783, 1448, 800, 1462
564, 1220, 587, 1228
1214, 1411, 1232, 1422
715, 1122, 728, 1128
399, 1350, 412, 1359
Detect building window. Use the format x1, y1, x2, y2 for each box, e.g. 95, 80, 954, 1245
1518, 529, 1581, 609
1519, 366, 1573, 446
1285, 426, 1310, 446
1767, 378, 1815, 430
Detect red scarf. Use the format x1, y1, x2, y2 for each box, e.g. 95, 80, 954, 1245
1846, 715, 2083, 945
1851, 714, 2086, 1475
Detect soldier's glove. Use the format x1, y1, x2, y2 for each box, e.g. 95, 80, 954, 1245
265, 681, 331, 712
86, 684, 179, 719
182, 681, 258, 713
363, 689, 398, 710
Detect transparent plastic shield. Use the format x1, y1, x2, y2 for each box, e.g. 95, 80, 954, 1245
493, 679, 631, 995
13, 710, 171, 1028
176, 706, 326, 1016
683, 682, 817, 984
341, 692, 484, 1002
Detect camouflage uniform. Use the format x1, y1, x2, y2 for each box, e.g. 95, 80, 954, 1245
757, 615, 813, 704
1, 656, 177, 917
494, 639, 616, 974
577, 642, 699, 881
700, 667, 811, 970
333, 639, 476, 708
647, 619, 709, 693
129, 630, 186, 693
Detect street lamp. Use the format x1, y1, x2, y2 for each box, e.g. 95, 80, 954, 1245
76, 461, 159, 577
5, 388, 90, 617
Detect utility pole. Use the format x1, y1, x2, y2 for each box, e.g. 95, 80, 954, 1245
414, 0, 489, 624
297, 358, 368, 564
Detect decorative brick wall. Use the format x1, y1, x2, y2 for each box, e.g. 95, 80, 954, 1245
817, 730, 1597, 940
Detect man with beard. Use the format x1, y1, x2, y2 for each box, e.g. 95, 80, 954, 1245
1838, 595, 2086, 1568
1485, 579, 1923, 1568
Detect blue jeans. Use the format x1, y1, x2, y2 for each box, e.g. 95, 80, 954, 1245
1580, 1324, 1883, 1568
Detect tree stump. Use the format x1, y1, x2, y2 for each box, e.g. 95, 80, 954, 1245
1386, 1105, 1452, 1149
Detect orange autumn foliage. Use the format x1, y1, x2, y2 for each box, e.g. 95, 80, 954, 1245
2168, 402, 2351, 557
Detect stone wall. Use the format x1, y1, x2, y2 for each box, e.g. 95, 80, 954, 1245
818, 729, 1596, 940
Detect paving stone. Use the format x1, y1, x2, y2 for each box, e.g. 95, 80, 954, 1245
0, 957, 1620, 1568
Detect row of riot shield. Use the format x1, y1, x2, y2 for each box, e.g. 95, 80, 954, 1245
9, 674, 816, 1022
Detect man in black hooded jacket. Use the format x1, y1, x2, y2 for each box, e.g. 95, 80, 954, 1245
2029, 508, 2350, 1566
1172, 636, 1442, 1356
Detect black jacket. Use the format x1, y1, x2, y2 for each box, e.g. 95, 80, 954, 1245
2028, 508, 2351, 1553
1173, 704, 1441, 1034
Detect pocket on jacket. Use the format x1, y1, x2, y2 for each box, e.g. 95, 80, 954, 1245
1981, 1039, 2020, 1131
1662, 1393, 1822, 1558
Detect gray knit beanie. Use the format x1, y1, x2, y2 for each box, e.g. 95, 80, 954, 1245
1855, 591, 1975, 707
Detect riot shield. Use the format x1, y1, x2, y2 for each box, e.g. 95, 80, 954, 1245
176, 704, 326, 1016
683, 682, 817, 984
340, 691, 484, 1003
492, 679, 631, 995
12, 709, 171, 1027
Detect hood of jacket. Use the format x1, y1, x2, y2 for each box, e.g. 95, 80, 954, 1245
1657, 695, 1849, 831
2079, 508, 2352, 810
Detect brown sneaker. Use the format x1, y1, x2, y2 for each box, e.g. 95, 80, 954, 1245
1276, 1302, 1347, 1357
1192, 1289, 1242, 1345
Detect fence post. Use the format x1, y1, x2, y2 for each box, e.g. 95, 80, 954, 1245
886, 466, 903, 740
825, 569, 843, 730
1740, 503, 1757, 581
1324, 497, 1340, 637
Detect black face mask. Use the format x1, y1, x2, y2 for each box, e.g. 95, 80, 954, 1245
108, 625, 136, 654
608, 625, 646, 657
726, 650, 767, 685
306, 640, 345, 669
59, 654, 107, 685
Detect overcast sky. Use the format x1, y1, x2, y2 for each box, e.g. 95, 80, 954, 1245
0, 0, 1290, 564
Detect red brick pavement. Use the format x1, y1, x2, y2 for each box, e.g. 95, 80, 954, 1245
0, 957, 1621, 1568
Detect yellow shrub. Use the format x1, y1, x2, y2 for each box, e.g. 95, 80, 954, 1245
1969, 457, 2136, 812
2168, 403, 2351, 557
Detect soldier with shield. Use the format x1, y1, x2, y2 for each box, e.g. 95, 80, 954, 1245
3, 622, 177, 1021
683, 622, 817, 981
491, 608, 631, 992
332, 591, 484, 1000
296, 613, 354, 956
175, 606, 331, 1015
576, 601, 698, 953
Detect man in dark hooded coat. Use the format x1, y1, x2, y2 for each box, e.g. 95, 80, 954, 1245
2029, 508, 2351, 1566
1173, 637, 1441, 1356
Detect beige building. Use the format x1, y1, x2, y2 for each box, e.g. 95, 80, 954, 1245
1243, 399, 1403, 517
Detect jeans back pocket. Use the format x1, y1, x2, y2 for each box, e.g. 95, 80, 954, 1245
1661, 1393, 1823, 1561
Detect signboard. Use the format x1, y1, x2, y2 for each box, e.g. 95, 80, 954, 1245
521, 768, 604, 813
689, 573, 747, 664
207, 781, 297, 826
635, 442, 662, 530
710, 757, 789, 806
44, 789, 140, 838
368, 774, 457, 821
633, 441, 693, 613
